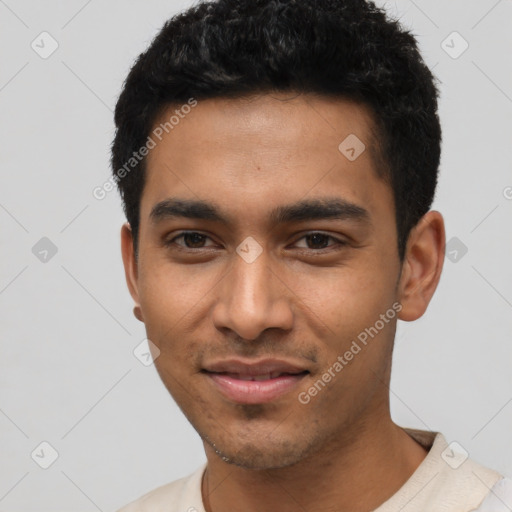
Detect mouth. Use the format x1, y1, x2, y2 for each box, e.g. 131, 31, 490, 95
202, 359, 310, 404
213, 371, 307, 381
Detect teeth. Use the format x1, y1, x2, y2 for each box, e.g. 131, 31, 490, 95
251, 374, 271, 381
228, 371, 284, 381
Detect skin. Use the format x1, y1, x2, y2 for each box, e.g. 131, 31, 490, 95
121, 92, 446, 512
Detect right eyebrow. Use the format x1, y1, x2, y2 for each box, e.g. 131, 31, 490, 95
149, 198, 226, 224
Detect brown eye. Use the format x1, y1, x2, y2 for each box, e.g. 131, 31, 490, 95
294, 232, 346, 251
304, 233, 330, 249
165, 232, 216, 249
181, 233, 207, 248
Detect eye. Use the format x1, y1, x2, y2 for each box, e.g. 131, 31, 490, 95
164, 231, 347, 253
164, 231, 217, 250
293, 232, 347, 251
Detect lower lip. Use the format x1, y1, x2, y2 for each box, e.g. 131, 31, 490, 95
206, 372, 308, 404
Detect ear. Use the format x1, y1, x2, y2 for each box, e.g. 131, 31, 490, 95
397, 210, 445, 322
121, 222, 144, 322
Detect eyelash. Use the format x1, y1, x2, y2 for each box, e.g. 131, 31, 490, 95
164, 231, 347, 253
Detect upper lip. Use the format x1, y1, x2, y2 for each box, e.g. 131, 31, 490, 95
202, 358, 309, 376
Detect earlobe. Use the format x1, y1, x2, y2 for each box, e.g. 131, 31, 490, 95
120, 222, 144, 323
133, 305, 144, 322
397, 211, 445, 322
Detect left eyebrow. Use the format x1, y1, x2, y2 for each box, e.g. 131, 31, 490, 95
268, 198, 371, 225
149, 197, 371, 226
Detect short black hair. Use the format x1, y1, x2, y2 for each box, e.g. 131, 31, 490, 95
111, 0, 441, 261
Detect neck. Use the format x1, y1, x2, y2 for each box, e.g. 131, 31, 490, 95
201, 417, 428, 512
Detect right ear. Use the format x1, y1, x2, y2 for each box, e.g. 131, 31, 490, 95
121, 222, 144, 322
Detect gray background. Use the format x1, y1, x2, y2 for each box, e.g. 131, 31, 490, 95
1, 0, 511, 510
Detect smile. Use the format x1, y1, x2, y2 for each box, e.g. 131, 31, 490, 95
201, 358, 310, 404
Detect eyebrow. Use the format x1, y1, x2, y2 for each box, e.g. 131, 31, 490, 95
149, 197, 370, 226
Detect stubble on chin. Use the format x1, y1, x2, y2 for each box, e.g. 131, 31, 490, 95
199, 414, 325, 470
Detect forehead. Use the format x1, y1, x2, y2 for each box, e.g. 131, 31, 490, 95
149, 92, 379, 162
141, 93, 392, 227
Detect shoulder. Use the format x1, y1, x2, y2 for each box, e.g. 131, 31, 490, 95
473, 477, 512, 512
377, 429, 506, 512
115, 463, 206, 512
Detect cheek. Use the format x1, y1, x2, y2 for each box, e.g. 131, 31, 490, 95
289, 262, 395, 336
137, 259, 216, 331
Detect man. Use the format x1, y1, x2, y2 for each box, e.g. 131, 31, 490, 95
112, 0, 511, 510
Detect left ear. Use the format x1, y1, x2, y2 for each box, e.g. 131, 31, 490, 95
397, 210, 446, 322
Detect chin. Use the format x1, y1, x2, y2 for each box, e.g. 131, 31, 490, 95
202, 430, 315, 470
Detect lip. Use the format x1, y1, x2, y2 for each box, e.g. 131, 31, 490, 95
202, 358, 309, 404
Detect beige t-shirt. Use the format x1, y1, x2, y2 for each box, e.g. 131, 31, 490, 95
116, 428, 510, 512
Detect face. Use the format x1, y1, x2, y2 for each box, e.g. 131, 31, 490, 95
123, 93, 408, 469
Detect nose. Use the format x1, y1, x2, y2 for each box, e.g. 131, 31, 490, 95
211, 248, 294, 341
